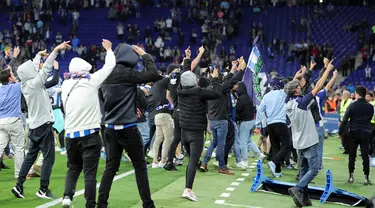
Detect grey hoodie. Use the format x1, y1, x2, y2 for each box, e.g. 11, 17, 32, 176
17, 51, 57, 129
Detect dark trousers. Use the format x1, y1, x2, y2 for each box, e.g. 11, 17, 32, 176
64, 133, 101, 208
348, 130, 371, 176
285, 127, 298, 165
224, 119, 235, 165
98, 126, 154, 208
100, 125, 106, 148
17, 123, 55, 189
181, 129, 204, 189
167, 111, 181, 163
58, 130, 65, 148
267, 123, 291, 173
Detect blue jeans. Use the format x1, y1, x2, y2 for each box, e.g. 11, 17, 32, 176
137, 122, 150, 146
316, 126, 325, 169
230, 120, 240, 163
238, 120, 260, 162
203, 120, 228, 169
296, 144, 320, 191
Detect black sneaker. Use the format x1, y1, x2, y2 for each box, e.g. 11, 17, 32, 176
36, 188, 56, 199
302, 198, 313, 206
164, 162, 178, 171
0, 161, 9, 169
12, 185, 25, 198
364, 179, 372, 186
288, 187, 303, 208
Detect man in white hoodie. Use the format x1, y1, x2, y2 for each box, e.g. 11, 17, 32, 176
12, 41, 70, 200
61, 39, 115, 208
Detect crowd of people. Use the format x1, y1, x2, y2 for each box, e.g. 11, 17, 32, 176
1, 1, 375, 208
1, 37, 375, 207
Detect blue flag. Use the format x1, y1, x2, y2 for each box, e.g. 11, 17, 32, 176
242, 44, 270, 106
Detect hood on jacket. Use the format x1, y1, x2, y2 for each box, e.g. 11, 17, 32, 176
17, 60, 37, 82
114, 43, 139, 67
69, 57, 92, 73
181, 71, 197, 88
236, 81, 248, 96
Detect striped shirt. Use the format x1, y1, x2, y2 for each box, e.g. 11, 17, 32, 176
66, 128, 100, 139
105, 123, 137, 130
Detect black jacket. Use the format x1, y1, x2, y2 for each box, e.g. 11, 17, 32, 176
207, 70, 244, 121
136, 88, 148, 123
339, 98, 374, 134
151, 77, 171, 114
236, 82, 255, 122
99, 54, 162, 125
178, 81, 221, 131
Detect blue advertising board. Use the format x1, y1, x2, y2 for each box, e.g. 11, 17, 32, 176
323, 113, 340, 134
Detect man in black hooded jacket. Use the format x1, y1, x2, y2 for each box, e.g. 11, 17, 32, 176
97, 44, 162, 208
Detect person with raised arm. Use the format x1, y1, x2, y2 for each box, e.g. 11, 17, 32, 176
284, 60, 335, 207
98, 44, 162, 208
60, 39, 115, 208
12, 41, 70, 200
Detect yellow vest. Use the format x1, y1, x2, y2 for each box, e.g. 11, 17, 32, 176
340, 99, 352, 120
371, 101, 375, 124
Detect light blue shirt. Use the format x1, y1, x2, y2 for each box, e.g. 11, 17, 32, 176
256, 89, 287, 127
0, 83, 22, 120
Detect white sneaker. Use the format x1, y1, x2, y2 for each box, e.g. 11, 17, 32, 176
147, 151, 153, 158
182, 189, 198, 202
176, 154, 184, 160
55, 146, 61, 152
258, 153, 266, 161
158, 162, 166, 168
60, 149, 67, 155
235, 162, 242, 168
240, 161, 249, 170
211, 152, 216, 158
62, 196, 73, 208
151, 163, 159, 168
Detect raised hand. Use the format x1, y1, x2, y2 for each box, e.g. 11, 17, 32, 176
332, 69, 338, 78
231, 60, 239, 71
53, 61, 59, 70
185, 46, 191, 59
327, 59, 334, 71
38, 49, 49, 57
54, 41, 71, 53
198, 45, 205, 54
212, 68, 219, 78
238, 56, 247, 71
323, 57, 329, 68
132, 45, 146, 56
309, 60, 316, 70
13, 46, 20, 58
102, 39, 112, 51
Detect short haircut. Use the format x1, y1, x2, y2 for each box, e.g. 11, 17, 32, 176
0, 69, 11, 85
367, 92, 374, 97
355, 86, 366, 98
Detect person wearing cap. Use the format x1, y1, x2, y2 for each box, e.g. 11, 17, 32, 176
60, 39, 115, 208
339, 85, 373, 186
285, 61, 334, 207
256, 77, 289, 178
98, 44, 162, 208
